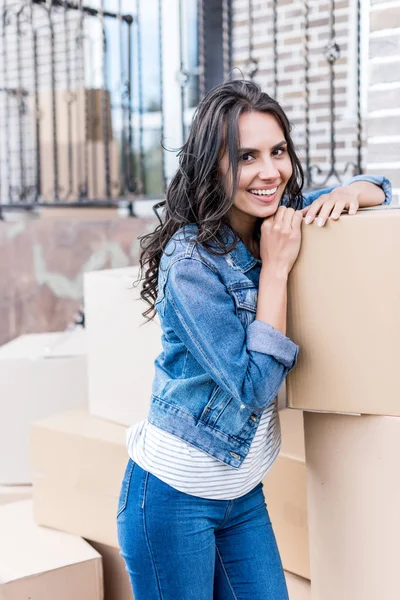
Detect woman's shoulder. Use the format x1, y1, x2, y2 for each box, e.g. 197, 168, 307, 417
161, 225, 227, 273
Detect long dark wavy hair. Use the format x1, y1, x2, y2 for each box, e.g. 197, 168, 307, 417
139, 79, 304, 319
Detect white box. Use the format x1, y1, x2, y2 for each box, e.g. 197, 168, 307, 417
0, 329, 87, 484
85, 267, 162, 426
0, 500, 103, 600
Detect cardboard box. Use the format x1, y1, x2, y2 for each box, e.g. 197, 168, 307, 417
285, 571, 311, 600
0, 500, 103, 600
40, 139, 120, 201
85, 267, 162, 426
262, 407, 309, 578
0, 329, 87, 484
263, 454, 310, 579
286, 208, 400, 416
90, 541, 134, 600
36, 88, 112, 144
0, 485, 32, 506
32, 409, 127, 547
304, 411, 400, 600
279, 407, 305, 460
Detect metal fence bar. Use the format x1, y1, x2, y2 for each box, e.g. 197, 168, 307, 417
136, 0, 145, 194
33, 29, 41, 200
100, 3, 111, 199
2, 1, 12, 203
64, 3, 73, 198
158, 0, 166, 193
304, 0, 311, 188
177, 0, 186, 142
127, 18, 135, 192
222, 0, 232, 82
16, 8, 26, 199
355, 0, 362, 175
272, 0, 278, 99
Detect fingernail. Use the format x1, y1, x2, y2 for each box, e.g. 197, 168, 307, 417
304, 216, 313, 224
317, 217, 324, 227
349, 209, 356, 215
331, 212, 339, 219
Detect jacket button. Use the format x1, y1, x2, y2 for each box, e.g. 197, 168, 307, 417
250, 414, 258, 422
229, 451, 241, 460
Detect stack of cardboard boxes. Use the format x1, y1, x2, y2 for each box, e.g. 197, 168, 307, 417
286, 207, 400, 600
35, 88, 120, 201
27, 265, 311, 598
30, 266, 161, 600
0, 328, 103, 598
3, 206, 396, 598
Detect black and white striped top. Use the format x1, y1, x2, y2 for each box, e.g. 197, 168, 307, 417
126, 399, 281, 500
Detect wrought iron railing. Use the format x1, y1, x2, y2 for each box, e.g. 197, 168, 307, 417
0, 0, 363, 215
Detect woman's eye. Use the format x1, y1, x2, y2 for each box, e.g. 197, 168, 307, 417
241, 153, 254, 162
272, 148, 286, 157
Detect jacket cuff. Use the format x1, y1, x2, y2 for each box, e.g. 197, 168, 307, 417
343, 174, 392, 205
246, 320, 299, 368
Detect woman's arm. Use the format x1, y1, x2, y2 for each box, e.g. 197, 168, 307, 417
301, 174, 392, 226
347, 180, 384, 208
162, 256, 299, 412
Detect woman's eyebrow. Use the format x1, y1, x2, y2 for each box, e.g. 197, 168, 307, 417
238, 141, 287, 153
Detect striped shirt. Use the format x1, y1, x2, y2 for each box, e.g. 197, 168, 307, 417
126, 399, 281, 500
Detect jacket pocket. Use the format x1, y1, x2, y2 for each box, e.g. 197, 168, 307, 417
117, 459, 135, 518
231, 286, 258, 327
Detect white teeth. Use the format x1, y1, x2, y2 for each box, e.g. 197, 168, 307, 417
249, 187, 277, 196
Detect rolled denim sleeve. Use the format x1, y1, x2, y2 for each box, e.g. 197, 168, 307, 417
247, 320, 299, 367
302, 174, 392, 208
163, 256, 299, 411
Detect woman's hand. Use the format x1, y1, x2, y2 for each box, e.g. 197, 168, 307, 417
302, 186, 361, 227
260, 206, 303, 278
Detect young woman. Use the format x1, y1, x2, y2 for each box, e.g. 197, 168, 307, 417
117, 80, 391, 600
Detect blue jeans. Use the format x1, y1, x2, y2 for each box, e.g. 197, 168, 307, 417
117, 459, 289, 600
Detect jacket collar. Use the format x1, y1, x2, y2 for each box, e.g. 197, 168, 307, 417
220, 225, 261, 273
226, 239, 260, 273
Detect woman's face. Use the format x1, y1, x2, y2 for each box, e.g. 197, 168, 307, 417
220, 111, 293, 229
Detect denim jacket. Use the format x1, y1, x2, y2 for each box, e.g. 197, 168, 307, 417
148, 175, 392, 469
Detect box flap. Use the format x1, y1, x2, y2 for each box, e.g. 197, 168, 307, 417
0, 500, 100, 584
0, 330, 86, 361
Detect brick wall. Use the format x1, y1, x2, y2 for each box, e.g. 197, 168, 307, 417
231, 0, 398, 198
367, 0, 400, 203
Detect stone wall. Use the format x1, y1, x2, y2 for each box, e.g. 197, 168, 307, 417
0, 211, 156, 346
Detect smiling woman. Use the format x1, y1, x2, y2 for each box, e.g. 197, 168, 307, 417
221, 112, 294, 246
117, 79, 392, 600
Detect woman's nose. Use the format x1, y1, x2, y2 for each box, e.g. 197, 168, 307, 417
258, 160, 279, 180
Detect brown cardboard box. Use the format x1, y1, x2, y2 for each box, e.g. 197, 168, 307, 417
304, 411, 400, 600
90, 541, 134, 600
0, 500, 103, 600
0, 329, 87, 484
85, 267, 162, 426
86, 544, 311, 600
37, 88, 112, 144
31, 409, 127, 547
262, 408, 309, 579
285, 571, 311, 600
0, 486, 32, 506
279, 407, 305, 460
263, 454, 310, 579
286, 208, 400, 416
40, 139, 120, 201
